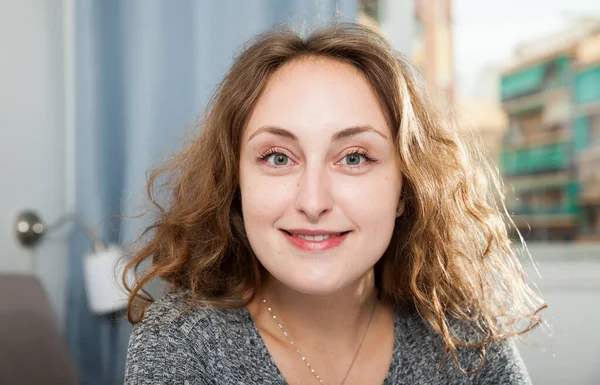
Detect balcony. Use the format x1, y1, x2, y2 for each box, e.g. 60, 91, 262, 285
503, 126, 570, 147
512, 189, 580, 216
501, 56, 571, 103
501, 142, 571, 176
575, 65, 600, 105
509, 180, 581, 231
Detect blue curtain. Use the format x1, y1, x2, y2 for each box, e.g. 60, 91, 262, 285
67, 1, 357, 384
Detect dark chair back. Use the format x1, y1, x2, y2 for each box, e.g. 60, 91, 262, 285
0, 274, 79, 385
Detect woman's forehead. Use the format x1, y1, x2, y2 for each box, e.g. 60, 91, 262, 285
243, 57, 390, 142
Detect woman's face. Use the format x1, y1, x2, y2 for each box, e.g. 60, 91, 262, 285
239, 57, 403, 295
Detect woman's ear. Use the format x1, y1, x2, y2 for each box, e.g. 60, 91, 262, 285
396, 200, 405, 217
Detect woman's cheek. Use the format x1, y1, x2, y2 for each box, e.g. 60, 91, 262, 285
336, 173, 399, 216
335, 174, 377, 202
246, 176, 294, 217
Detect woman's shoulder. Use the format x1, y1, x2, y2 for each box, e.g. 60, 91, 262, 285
395, 307, 490, 346
131, 290, 253, 347
392, 308, 531, 384
139, 290, 247, 329
125, 290, 253, 384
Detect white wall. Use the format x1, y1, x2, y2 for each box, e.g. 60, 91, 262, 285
519, 245, 600, 385
0, 0, 69, 329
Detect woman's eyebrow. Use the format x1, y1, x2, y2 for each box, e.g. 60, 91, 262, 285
248, 124, 389, 142
332, 125, 388, 141
247, 126, 298, 142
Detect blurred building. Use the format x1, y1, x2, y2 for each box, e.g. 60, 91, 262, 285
413, 0, 455, 108
499, 19, 600, 241
575, 30, 600, 241
359, 0, 455, 108
471, 64, 504, 104
456, 101, 508, 165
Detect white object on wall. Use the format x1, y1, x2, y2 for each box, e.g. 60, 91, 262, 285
83, 245, 132, 315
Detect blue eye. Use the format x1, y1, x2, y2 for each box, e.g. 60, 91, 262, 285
340, 154, 365, 166
267, 153, 290, 166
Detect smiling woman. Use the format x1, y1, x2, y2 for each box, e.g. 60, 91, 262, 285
123, 23, 546, 385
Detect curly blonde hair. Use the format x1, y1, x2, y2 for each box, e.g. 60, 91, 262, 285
123, 23, 546, 374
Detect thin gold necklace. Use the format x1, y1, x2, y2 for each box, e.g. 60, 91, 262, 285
262, 298, 377, 385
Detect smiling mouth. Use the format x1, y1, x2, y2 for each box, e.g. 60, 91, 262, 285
280, 229, 351, 252
281, 230, 350, 241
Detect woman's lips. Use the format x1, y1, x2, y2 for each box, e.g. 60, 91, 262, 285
281, 230, 350, 252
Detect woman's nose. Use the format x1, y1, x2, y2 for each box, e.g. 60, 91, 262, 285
294, 166, 333, 221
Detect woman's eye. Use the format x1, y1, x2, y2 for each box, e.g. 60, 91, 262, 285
340, 154, 365, 166
268, 154, 291, 166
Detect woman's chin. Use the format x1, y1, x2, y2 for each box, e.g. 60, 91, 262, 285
274, 270, 354, 296
260, 259, 376, 297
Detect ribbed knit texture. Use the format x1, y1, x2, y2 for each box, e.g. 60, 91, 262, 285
125, 291, 531, 384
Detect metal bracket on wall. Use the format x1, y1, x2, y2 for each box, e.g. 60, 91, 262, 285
14, 210, 106, 250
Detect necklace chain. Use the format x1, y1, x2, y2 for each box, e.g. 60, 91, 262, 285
262, 298, 377, 385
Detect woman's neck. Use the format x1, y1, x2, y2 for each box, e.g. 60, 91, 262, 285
255, 269, 379, 345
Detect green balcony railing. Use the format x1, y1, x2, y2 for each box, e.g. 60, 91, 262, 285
512, 183, 581, 216
575, 65, 600, 104
512, 206, 580, 216
501, 56, 571, 102
574, 116, 590, 152
501, 142, 571, 176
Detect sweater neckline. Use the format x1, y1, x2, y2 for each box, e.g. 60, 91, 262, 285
241, 304, 401, 384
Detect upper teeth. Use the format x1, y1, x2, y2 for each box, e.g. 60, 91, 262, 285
292, 233, 340, 241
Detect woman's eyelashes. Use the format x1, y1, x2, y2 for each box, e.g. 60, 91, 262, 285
255, 147, 378, 169
337, 148, 377, 167
256, 147, 296, 166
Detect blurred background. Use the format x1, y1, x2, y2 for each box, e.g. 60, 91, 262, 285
0, 0, 599, 384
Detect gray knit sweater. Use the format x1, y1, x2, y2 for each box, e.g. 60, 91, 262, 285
125, 291, 532, 384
